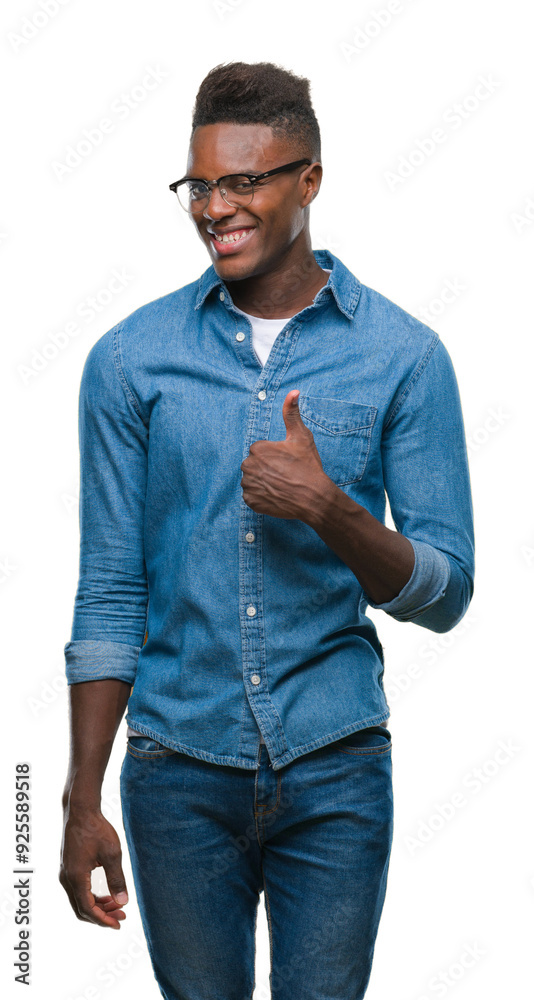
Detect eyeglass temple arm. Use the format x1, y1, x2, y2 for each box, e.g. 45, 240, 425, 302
250, 159, 312, 183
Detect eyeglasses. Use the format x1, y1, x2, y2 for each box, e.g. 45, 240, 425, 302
169, 158, 312, 214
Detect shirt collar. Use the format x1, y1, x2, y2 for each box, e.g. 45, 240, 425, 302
194, 249, 361, 320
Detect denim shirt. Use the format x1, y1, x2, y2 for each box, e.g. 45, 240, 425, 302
64, 249, 475, 771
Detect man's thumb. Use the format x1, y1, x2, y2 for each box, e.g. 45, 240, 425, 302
105, 864, 128, 905
283, 390, 306, 438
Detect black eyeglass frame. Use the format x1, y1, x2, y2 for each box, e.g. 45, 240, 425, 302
169, 158, 312, 210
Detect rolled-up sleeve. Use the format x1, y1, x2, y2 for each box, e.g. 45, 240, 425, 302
364, 336, 475, 633
64, 323, 149, 684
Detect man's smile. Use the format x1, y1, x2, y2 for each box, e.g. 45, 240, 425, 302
207, 225, 256, 254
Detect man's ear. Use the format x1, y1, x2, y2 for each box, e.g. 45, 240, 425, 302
302, 162, 322, 207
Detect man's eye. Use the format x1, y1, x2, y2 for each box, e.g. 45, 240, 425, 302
188, 183, 208, 198
224, 178, 254, 194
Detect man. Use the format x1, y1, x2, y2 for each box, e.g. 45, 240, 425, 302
60, 61, 475, 1000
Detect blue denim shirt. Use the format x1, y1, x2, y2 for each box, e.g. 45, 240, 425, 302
64, 249, 475, 771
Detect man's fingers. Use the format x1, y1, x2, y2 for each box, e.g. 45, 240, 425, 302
102, 852, 129, 909
60, 873, 93, 924
282, 390, 309, 440
65, 870, 102, 923
60, 813, 129, 928
94, 894, 127, 920
96, 894, 127, 913
63, 870, 124, 928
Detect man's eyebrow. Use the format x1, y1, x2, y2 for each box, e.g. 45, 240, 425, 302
186, 167, 265, 178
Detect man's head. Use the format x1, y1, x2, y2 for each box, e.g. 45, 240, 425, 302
178, 62, 322, 282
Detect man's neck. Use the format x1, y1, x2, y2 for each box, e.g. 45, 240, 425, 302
225, 242, 329, 319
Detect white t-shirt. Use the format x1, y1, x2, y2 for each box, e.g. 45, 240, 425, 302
233, 307, 294, 367
127, 271, 332, 746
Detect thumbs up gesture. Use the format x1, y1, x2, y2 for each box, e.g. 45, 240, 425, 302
240, 390, 328, 519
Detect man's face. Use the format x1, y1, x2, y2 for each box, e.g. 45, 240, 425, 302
184, 123, 321, 282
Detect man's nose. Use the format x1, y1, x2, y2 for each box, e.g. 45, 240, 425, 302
202, 185, 237, 220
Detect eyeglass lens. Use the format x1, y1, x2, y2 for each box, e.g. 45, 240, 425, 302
176, 175, 255, 213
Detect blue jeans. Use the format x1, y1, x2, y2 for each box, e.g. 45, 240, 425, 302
119, 726, 394, 1000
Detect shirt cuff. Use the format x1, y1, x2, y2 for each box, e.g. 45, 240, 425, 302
364, 538, 451, 621
64, 639, 141, 685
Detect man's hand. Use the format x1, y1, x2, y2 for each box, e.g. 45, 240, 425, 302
240, 390, 328, 519
241, 388, 416, 604
59, 806, 129, 930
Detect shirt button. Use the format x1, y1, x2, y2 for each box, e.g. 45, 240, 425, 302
236, 331, 245, 342
219, 291, 225, 301
246, 605, 257, 617
251, 674, 261, 685
245, 532, 255, 542
257, 390, 266, 400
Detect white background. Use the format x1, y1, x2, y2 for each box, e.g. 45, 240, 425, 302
1, 0, 533, 997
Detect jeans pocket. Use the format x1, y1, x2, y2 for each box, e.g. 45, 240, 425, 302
331, 725, 392, 756
126, 736, 177, 759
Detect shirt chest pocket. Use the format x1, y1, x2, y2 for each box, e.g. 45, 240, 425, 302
297, 394, 378, 487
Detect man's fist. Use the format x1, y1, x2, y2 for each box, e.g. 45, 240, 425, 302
240, 390, 327, 519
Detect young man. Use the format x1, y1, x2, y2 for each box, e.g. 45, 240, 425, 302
60, 62, 475, 1000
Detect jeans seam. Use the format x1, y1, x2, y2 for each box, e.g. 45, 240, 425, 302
253, 761, 263, 850
260, 854, 274, 997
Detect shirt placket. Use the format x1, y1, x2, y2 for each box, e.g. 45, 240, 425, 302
226, 294, 305, 763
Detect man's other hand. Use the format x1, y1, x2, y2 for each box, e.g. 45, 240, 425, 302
59, 806, 129, 929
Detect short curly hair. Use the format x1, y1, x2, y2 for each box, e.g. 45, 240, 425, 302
190, 61, 321, 163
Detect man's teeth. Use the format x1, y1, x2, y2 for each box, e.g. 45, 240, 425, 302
213, 229, 251, 244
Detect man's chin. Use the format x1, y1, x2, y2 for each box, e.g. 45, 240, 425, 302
211, 252, 260, 282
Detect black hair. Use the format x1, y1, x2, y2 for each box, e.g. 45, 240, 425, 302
190, 61, 321, 163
